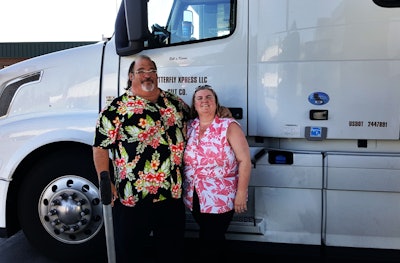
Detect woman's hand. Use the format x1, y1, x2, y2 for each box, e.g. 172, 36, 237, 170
234, 189, 248, 213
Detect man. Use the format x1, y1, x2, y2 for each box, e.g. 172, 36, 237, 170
93, 55, 189, 263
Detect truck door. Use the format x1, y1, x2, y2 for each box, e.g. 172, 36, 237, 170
118, 0, 249, 132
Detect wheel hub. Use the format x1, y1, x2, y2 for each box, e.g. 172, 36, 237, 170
39, 175, 103, 244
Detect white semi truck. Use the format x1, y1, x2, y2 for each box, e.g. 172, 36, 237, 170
1, 0, 400, 261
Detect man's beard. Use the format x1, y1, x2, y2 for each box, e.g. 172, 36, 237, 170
141, 81, 155, 92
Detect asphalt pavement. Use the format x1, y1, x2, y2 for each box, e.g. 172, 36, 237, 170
0, 231, 56, 263
2, 230, 400, 263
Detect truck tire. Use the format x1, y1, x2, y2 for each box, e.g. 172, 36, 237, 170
17, 148, 107, 262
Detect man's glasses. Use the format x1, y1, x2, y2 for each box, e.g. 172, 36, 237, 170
134, 69, 157, 75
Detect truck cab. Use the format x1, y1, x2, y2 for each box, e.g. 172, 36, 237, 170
1, 0, 400, 261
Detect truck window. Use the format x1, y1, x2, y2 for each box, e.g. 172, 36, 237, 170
148, 0, 235, 47
373, 0, 400, 7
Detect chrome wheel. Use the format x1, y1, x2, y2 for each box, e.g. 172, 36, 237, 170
39, 175, 103, 244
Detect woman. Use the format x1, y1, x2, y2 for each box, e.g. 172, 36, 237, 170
183, 85, 251, 258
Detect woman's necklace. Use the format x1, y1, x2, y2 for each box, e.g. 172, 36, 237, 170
199, 119, 213, 136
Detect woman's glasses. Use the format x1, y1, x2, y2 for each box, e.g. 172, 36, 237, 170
195, 85, 213, 91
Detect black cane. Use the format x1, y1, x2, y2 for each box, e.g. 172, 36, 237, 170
100, 171, 116, 263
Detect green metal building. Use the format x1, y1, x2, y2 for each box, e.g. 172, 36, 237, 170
0, 42, 96, 68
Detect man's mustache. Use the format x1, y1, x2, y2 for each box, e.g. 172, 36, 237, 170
141, 78, 153, 83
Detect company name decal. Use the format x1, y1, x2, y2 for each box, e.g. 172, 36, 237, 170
158, 76, 207, 84
158, 76, 208, 95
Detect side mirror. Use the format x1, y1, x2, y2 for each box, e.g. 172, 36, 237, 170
115, 0, 148, 56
